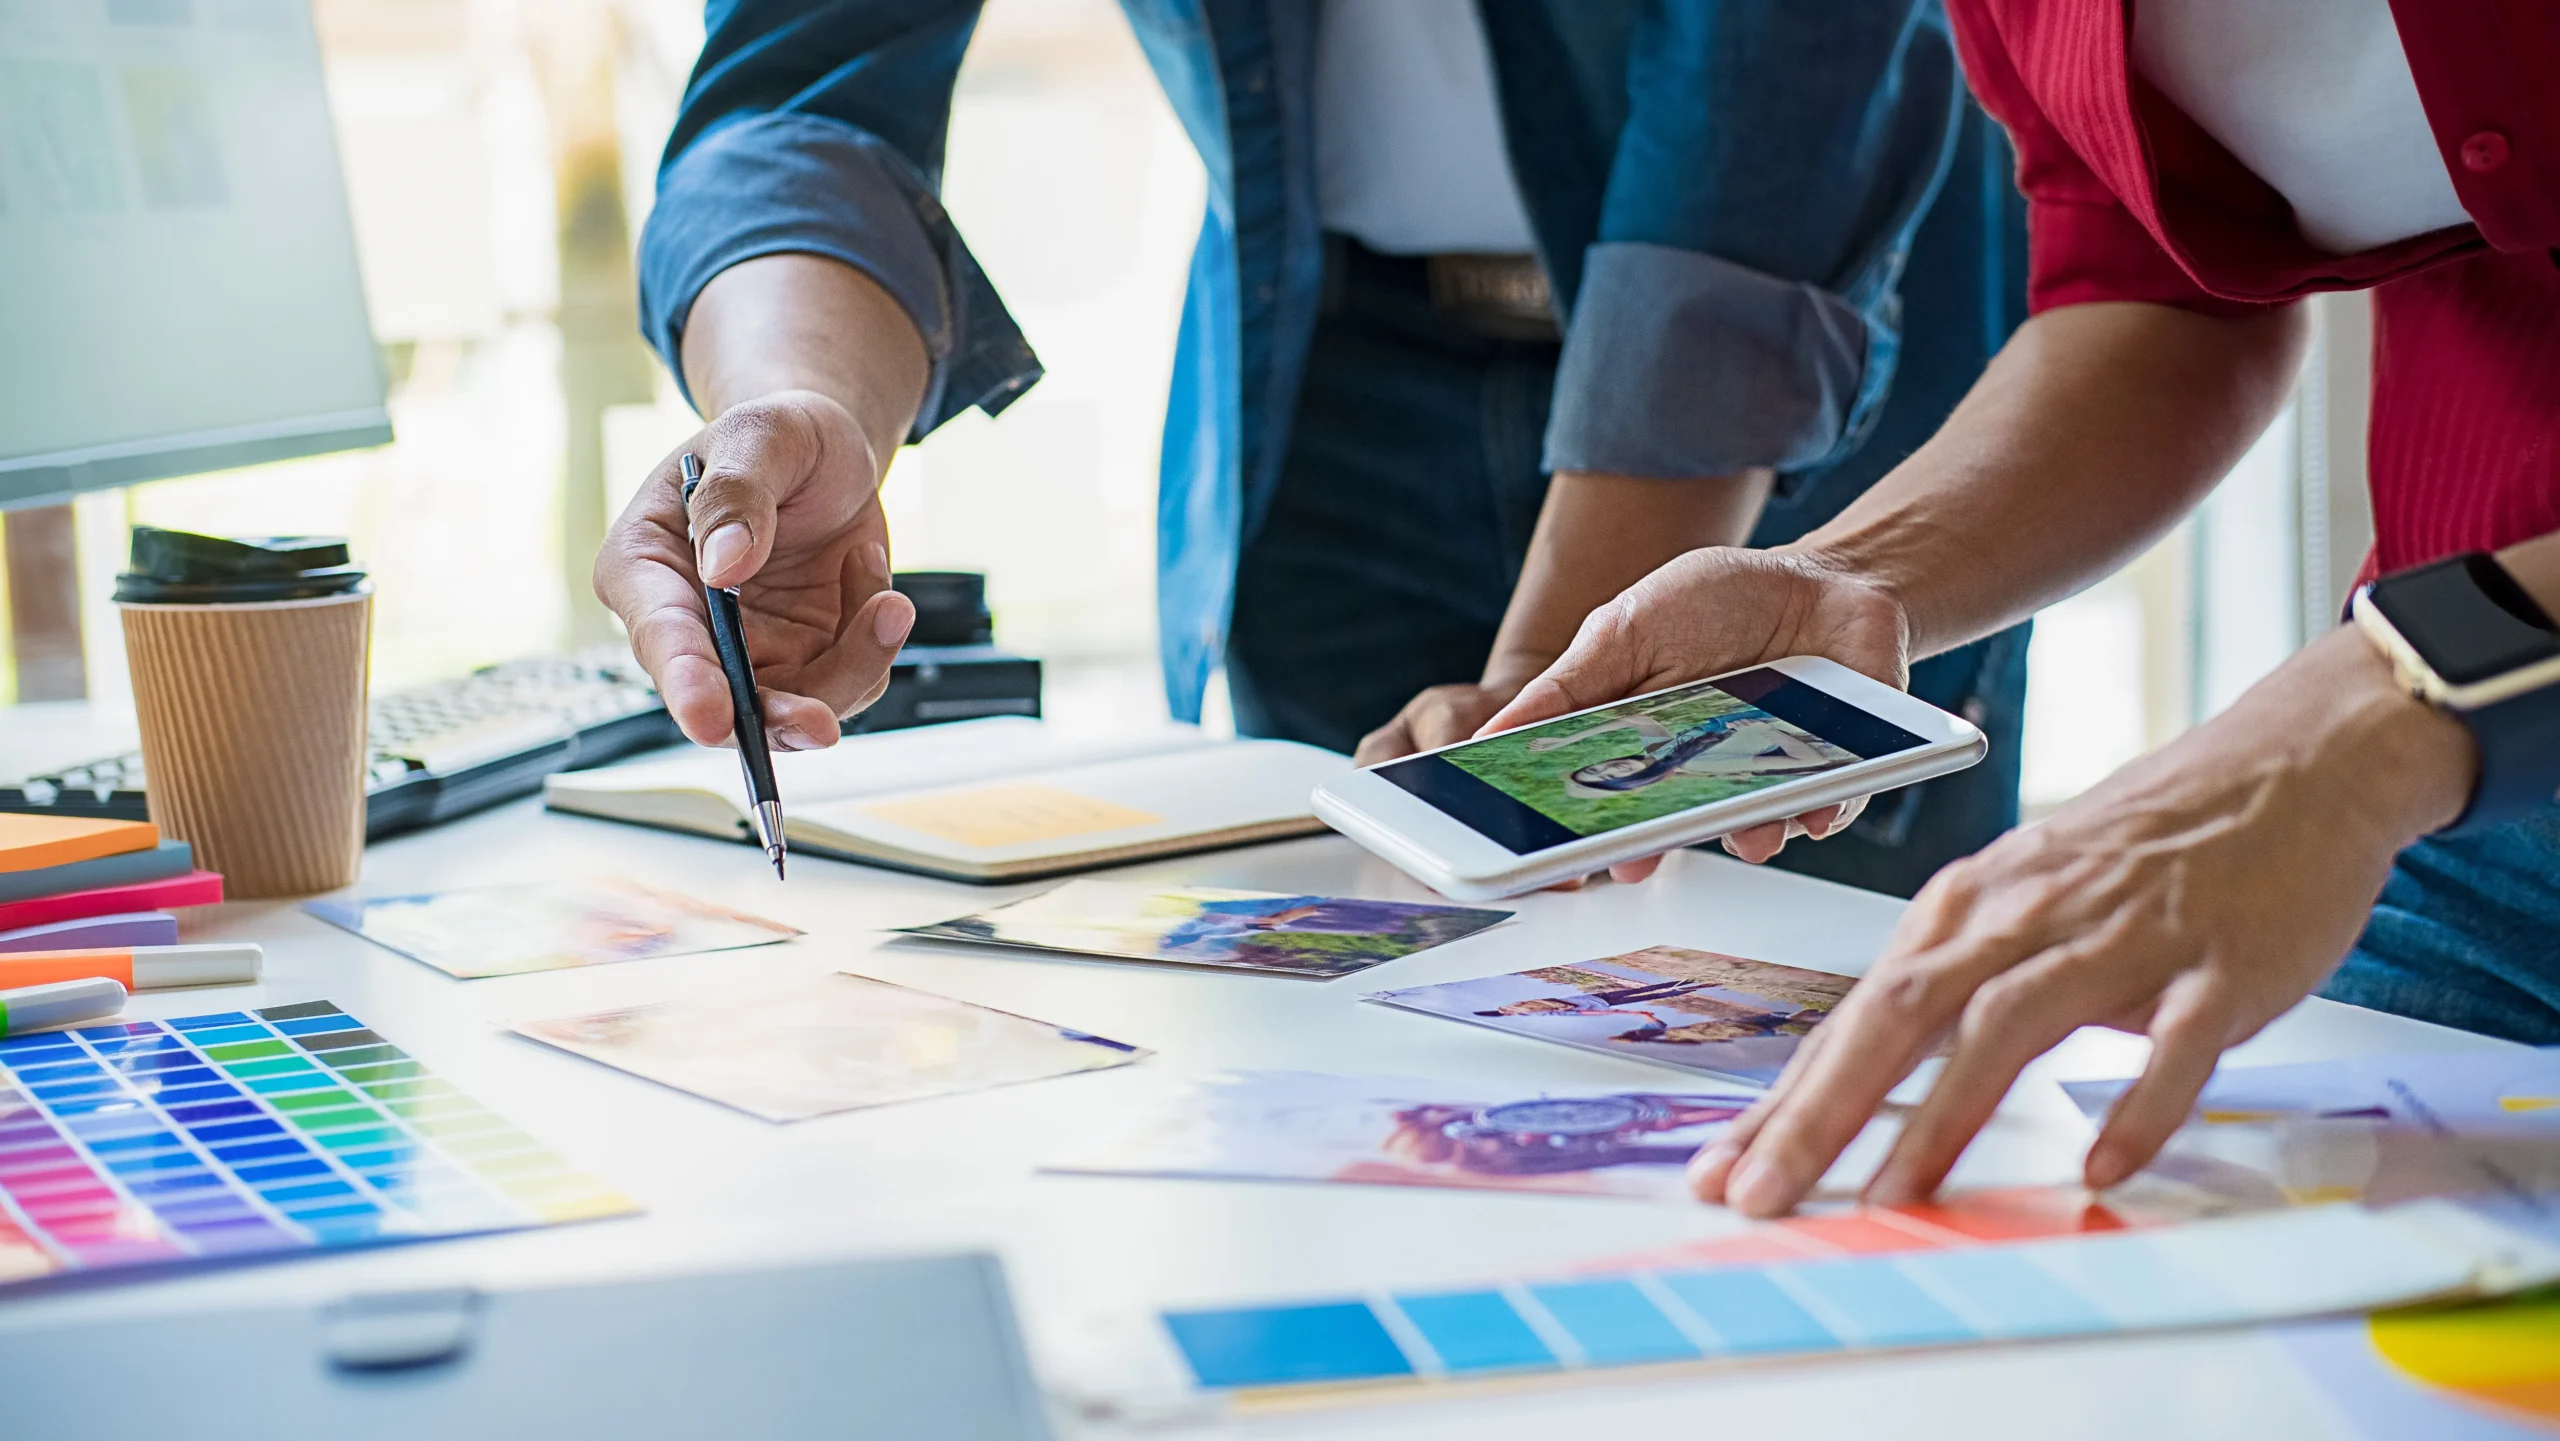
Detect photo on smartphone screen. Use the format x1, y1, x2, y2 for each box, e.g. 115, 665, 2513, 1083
1371, 669, 1927, 854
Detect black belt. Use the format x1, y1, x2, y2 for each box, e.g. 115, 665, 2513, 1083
1327, 236, 1561, 343
1424, 252, 1560, 342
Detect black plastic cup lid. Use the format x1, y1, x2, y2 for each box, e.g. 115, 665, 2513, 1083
115, 527, 366, 604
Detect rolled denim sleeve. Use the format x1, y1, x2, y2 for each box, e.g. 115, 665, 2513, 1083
637, 1, 1041, 436
1544, 0, 1963, 480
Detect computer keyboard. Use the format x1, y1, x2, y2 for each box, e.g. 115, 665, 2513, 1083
2, 649, 683, 841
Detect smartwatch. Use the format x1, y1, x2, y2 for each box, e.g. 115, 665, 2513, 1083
2351, 552, 2560, 835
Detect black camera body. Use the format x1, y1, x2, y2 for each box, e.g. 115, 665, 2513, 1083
843, 573, 1043, 735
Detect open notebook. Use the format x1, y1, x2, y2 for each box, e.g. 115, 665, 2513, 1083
542, 717, 1352, 883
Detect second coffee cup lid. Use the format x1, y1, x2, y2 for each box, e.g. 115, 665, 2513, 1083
128, 528, 351, 580
116, 527, 366, 603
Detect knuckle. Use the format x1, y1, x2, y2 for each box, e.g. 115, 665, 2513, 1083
689, 467, 773, 520
1922, 856, 1988, 909
626, 602, 703, 659
1750, 1122, 1833, 1181
1863, 965, 1951, 1022
1961, 970, 2043, 1038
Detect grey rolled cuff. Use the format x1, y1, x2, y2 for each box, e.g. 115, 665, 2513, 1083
640, 112, 1039, 435
1543, 241, 1872, 479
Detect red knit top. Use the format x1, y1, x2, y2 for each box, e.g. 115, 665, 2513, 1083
1946, 0, 2560, 575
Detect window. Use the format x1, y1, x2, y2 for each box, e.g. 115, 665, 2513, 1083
3, 0, 1198, 732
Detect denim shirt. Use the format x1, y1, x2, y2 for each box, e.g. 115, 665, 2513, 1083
643, 1, 1980, 721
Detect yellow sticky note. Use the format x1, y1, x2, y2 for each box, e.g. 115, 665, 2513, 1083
2500, 1094, 2560, 1114
861, 784, 1162, 849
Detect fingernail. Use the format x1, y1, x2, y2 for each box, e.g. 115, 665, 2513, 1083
873, 597, 913, 648
1689, 1139, 1739, 1180
1728, 1157, 1785, 1215
700, 523, 751, 583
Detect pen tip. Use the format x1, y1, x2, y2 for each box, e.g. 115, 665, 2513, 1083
773, 853, 786, 881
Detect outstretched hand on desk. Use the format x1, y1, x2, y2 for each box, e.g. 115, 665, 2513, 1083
594, 390, 915, 753
1476, 546, 1904, 880
1686, 628, 2471, 1217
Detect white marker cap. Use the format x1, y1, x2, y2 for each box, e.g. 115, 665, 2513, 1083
0, 976, 129, 1036
130, 944, 263, 988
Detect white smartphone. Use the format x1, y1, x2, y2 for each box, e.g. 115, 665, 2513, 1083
1312, 656, 1986, 901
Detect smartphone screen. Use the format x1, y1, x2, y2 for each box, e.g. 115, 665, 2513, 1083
1372, 669, 1928, 855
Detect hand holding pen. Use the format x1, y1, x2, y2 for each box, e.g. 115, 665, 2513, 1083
593, 394, 917, 758
682, 452, 790, 879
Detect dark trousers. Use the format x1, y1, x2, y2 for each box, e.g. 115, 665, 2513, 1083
1227, 239, 2027, 899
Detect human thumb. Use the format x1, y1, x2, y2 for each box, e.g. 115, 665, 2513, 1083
684, 404, 816, 588
1476, 602, 1643, 737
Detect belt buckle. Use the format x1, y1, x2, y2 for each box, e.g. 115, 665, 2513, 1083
1426, 253, 1559, 342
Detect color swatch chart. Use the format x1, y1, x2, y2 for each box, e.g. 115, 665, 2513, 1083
0, 1001, 633, 1286
1158, 1200, 2548, 1397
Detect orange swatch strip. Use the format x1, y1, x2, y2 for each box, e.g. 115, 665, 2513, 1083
1577, 1185, 2148, 1276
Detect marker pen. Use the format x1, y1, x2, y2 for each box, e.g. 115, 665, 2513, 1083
0, 977, 128, 1037
0, 943, 262, 992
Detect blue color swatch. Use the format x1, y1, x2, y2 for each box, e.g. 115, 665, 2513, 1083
1525, 1280, 1699, 1365
1390, 1290, 1554, 1373
1153, 1205, 2481, 1394
1780, 1258, 1974, 1347
1163, 1302, 1413, 1388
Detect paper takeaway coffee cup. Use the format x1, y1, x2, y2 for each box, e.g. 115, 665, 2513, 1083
115, 528, 373, 899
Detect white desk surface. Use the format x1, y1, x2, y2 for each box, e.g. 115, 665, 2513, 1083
0, 788, 2511, 1439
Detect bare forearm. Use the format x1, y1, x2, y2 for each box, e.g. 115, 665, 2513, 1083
2501, 530, 2560, 616
1483, 468, 1774, 685
1792, 301, 2312, 659
680, 253, 932, 477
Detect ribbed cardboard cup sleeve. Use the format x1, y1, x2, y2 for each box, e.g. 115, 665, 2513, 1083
118, 590, 372, 899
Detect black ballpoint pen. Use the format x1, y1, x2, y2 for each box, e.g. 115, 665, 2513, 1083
679, 453, 787, 878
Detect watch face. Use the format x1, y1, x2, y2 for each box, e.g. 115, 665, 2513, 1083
2368, 554, 2560, 686
1470, 1097, 1648, 1135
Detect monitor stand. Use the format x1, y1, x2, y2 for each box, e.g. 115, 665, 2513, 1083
2, 504, 85, 702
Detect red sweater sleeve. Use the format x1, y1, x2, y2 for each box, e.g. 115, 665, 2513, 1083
1946, 0, 2268, 318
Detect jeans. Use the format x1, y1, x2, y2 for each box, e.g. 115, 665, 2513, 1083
2321, 805, 2560, 1043
1226, 238, 2028, 899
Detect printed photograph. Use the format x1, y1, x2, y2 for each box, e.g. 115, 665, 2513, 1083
1047, 1071, 1756, 1201
307, 876, 800, 979
2063, 1052, 2560, 1212
510, 971, 1146, 1122
895, 880, 1512, 980
1446, 679, 1860, 837
1366, 945, 1855, 1085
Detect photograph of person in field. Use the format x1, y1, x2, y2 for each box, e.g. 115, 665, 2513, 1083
1442, 680, 1861, 837
1527, 710, 1844, 797
898, 881, 1512, 980
1367, 946, 1855, 1085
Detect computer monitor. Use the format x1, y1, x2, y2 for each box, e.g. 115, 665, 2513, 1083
0, 0, 389, 510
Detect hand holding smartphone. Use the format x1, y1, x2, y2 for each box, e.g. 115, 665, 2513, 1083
1313, 657, 1984, 900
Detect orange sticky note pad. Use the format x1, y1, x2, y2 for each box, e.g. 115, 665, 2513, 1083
860, 784, 1161, 850
0, 815, 160, 874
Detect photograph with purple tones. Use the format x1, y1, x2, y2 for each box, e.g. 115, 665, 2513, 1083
895, 881, 1511, 980
1365, 946, 1853, 1085
1047, 1071, 1756, 1201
